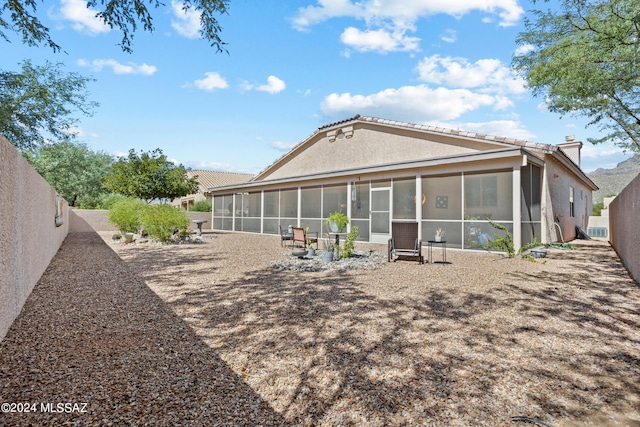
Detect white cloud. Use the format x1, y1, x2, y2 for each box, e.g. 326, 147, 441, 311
440, 29, 457, 43
77, 59, 157, 75
59, 0, 110, 34
291, 0, 524, 52
68, 125, 99, 139
291, 0, 361, 31
581, 144, 626, 159
256, 76, 286, 94
192, 72, 229, 91
416, 54, 526, 95
340, 26, 420, 53
270, 141, 298, 151
580, 143, 634, 172
448, 120, 537, 141
171, 0, 201, 38
514, 43, 535, 57
321, 85, 500, 123
536, 101, 549, 112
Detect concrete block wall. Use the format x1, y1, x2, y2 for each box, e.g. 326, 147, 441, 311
69, 209, 118, 232
1, 135, 69, 342
609, 172, 640, 283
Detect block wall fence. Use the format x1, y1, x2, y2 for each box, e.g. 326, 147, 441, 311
0, 132, 211, 343
609, 172, 640, 284
1, 135, 70, 342
69, 210, 211, 232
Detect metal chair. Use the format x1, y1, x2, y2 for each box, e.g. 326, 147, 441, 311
291, 227, 319, 249
279, 225, 293, 247
388, 221, 424, 264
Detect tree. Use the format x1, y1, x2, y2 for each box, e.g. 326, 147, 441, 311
23, 141, 114, 207
513, 0, 640, 152
0, 60, 98, 151
103, 148, 199, 202
0, 0, 229, 53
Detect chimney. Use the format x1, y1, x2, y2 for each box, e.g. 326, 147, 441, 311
557, 135, 583, 167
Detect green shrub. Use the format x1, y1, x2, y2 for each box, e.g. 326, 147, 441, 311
189, 200, 212, 212
107, 197, 146, 233
139, 204, 190, 242
484, 219, 516, 257
341, 226, 359, 258
101, 193, 126, 210
592, 202, 604, 216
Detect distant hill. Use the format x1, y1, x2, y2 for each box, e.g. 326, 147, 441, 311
587, 154, 640, 204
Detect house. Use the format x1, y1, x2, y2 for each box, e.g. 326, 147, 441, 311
172, 170, 253, 210
208, 115, 598, 250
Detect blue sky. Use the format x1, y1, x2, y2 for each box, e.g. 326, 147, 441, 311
2, 0, 634, 173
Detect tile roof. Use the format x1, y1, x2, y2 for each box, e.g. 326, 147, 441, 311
187, 170, 253, 192
321, 115, 557, 154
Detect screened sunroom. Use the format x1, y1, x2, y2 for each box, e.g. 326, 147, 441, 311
209, 116, 595, 250
211, 163, 543, 250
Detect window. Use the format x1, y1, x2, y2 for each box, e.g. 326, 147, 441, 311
322, 184, 347, 218
465, 175, 498, 207
392, 178, 416, 219
569, 186, 575, 217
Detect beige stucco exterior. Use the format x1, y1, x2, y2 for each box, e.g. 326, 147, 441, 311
259, 122, 504, 181
1, 135, 69, 342
542, 154, 594, 242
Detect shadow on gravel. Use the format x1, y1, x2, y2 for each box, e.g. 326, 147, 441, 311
0, 232, 289, 426
155, 239, 640, 426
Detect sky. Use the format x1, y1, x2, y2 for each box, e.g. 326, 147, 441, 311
2, 0, 636, 174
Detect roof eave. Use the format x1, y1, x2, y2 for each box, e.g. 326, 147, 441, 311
210, 147, 529, 193
550, 149, 599, 191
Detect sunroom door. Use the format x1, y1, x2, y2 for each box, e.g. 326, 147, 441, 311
370, 187, 391, 244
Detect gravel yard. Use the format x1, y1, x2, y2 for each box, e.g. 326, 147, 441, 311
1, 230, 639, 426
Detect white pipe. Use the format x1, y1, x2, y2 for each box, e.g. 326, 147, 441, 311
554, 221, 565, 244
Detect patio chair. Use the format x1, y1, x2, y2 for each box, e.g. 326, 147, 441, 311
279, 225, 293, 247
388, 221, 424, 264
291, 227, 319, 249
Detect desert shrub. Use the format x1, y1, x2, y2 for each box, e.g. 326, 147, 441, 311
189, 200, 212, 212
592, 202, 604, 216
341, 226, 359, 258
101, 193, 126, 210
139, 204, 190, 242
107, 197, 146, 233
484, 219, 516, 257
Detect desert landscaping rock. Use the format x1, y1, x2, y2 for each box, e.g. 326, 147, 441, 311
0, 230, 638, 426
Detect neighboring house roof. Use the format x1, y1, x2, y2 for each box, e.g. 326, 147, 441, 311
247, 115, 597, 190
184, 170, 254, 197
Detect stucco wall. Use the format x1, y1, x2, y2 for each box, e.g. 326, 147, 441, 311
70, 209, 118, 232
609, 172, 640, 283
0, 135, 69, 342
262, 124, 500, 181
544, 156, 593, 242
70, 209, 212, 232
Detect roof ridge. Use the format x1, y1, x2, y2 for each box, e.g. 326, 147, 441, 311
253, 115, 558, 181
189, 169, 253, 175
354, 115, 555, 151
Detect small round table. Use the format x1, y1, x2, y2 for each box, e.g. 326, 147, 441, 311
192, 219, 207, 236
